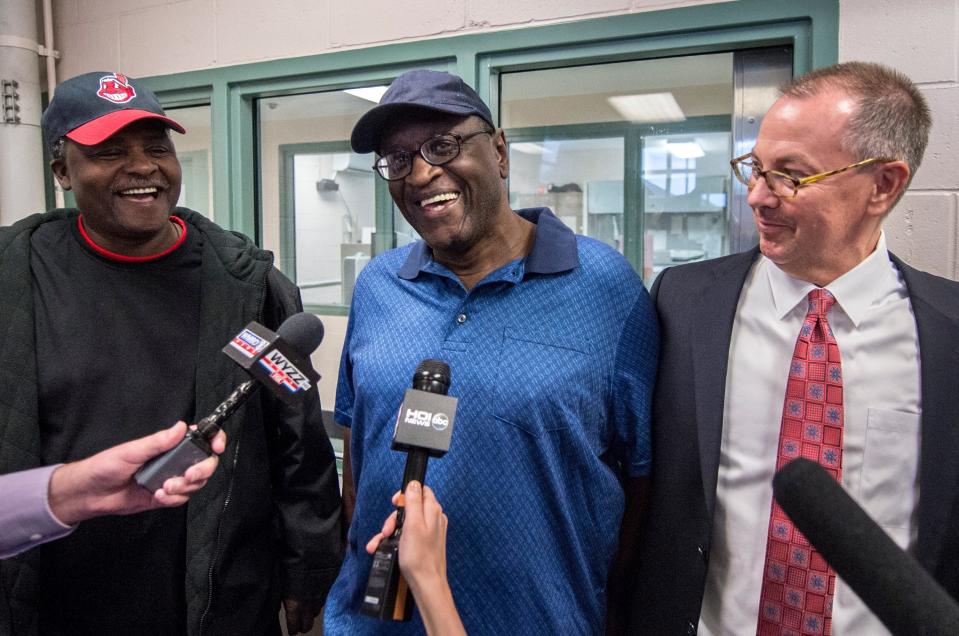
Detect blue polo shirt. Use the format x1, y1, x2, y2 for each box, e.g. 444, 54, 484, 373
324, 208, 658, 635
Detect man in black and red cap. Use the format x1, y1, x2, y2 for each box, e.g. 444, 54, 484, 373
0, 71, 343, 635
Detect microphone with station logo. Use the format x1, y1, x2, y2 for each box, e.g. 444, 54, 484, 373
134, 313, 324, 492
362, 359, 458, 622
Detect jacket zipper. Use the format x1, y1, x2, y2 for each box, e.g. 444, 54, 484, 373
198, 262, 269, 633
198, 436, 240, 634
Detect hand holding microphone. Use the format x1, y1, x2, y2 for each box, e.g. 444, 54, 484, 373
366, 482, 466, 636
362, 359, 459, 622
135, 313, 324, 492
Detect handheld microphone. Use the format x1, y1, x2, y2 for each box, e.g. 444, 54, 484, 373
362, 359, 458, 622
134, 313, 324, 492
773, 458, 959, 635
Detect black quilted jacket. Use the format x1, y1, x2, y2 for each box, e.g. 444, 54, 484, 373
0, 208, 343, 635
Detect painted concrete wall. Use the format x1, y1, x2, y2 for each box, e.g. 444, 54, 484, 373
46, 0, 959, 410
839, 0, 959, 280
52, 0, 727, 79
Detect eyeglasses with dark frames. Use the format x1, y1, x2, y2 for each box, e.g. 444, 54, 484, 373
730, 153, 893, 198
374, 129, 494, 181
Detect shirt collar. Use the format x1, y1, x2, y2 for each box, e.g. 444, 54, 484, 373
764, 232, 898, 327
397, 207, 579, 280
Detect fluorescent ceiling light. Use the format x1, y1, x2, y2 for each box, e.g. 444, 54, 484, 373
607, 92, 686, 123
344, 86, 389, 103
511, 142, 547, 155
667, 142, 705, 159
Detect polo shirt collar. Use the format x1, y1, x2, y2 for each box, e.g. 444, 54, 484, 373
765, 231, 896, 327
397, 207, 578, 280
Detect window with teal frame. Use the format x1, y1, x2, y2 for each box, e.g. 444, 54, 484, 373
137, 0, 838, 312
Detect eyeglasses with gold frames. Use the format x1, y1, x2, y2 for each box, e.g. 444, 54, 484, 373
730, 153, 892, 198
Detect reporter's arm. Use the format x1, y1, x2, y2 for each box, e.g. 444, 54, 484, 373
366, 482, 467, 636
0, 465, 73, 559
48, 421, 224, 524
0, 421, 224, 559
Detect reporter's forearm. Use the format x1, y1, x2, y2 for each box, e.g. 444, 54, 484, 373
48, 460, 97, 525
411, 578, 467, 636
0, 465, 74, 558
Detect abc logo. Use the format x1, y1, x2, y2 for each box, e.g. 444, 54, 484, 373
431, 413, 450, 431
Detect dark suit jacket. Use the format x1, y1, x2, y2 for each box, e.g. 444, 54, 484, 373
628, 248, 959, 635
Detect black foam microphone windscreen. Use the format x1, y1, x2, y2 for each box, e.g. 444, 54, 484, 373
773, 458, 959, 636
276, 311, 325, 359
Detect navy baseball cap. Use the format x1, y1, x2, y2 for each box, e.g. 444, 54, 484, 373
350, 69, 495, 154
41, 71, 185, 148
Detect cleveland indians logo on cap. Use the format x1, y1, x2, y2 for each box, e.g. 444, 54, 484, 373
96, 73, 136, 104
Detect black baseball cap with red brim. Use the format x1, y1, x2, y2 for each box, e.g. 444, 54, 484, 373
41, 71, 186, 148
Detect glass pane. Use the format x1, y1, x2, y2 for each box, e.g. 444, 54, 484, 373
508, 138, 625, 252
643, 132, 731, 280
167, 105, 213, 220
394, 205, 421, 248
500, 53, 735, 286
258, 89, 385, 308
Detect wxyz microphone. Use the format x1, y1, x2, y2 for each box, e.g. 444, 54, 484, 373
362, 359, 458, 621
135, 313, 323, 492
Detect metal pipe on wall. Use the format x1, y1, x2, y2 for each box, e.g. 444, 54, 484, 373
0, 0, 48, 224
42, 0, 63, 208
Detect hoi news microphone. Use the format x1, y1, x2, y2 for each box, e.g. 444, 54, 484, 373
363, 359, 458, 622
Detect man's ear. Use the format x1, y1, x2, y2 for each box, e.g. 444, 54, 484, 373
869, 160, 910, 216
51, 157, 72, 191
493, 128, 509, 180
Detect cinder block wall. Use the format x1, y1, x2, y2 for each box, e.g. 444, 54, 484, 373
840, 0, 959, 279
52, 0, 727, 77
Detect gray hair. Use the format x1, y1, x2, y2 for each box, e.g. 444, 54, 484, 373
781, 61, 931, 185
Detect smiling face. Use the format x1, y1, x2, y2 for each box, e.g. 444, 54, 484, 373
749, 88, 886, 285
52, 119, 182, 255
381, 113, 511, 261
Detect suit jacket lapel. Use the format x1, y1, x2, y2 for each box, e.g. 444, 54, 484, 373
893, 255, 959, 570
691, 248, 759, 519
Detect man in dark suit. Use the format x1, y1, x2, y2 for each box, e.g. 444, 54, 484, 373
630, 61, 959, 635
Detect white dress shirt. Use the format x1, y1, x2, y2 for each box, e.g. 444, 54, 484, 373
700, 233, 921, 635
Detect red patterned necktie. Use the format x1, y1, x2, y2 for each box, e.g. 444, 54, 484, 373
758, 288, 844, 636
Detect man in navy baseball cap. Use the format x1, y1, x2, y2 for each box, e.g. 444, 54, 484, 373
41, 71, 185, 148
325, 68, 658, 636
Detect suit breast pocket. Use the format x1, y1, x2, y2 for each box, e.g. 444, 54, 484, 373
493, 332, 602, 437
860, 408, 921, 531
